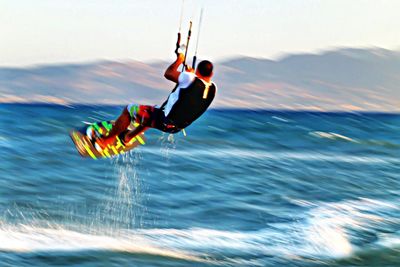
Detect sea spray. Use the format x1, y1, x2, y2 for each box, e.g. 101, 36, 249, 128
105, 150, 145, 232
159, 133, 177, 160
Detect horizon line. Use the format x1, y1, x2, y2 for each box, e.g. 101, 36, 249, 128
1, 102, 399, 115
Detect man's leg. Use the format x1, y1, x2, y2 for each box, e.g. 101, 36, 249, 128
123, 124, 148, 143
97, 106, 131, 148
97, 104, 155, 149
108, 107, 131, 138
122, 104, 156, 143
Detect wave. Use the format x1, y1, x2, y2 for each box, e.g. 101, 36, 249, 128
0, 224, 204, 263
140, 147, 400, 164
0, 135, 11, 148
0, 198, 399, 265
303, 198, 400, 257
309, 131, 359, 143
309, 131, 400, 148
271, 116, 290, 123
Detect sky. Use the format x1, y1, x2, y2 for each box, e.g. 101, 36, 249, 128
1, 0, 399, 67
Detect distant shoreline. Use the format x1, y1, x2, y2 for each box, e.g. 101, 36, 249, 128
2, 47, 400, 113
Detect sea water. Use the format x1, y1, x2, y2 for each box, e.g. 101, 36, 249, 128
0, 104, 399, 266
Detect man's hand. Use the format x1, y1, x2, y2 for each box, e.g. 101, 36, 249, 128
185, 66, 195, 73
176, 53, 185, 64
164, 53, 186, 83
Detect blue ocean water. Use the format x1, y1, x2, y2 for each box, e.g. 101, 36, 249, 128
0, 104, 400, 266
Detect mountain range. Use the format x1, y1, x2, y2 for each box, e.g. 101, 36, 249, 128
1, 47, 399, 111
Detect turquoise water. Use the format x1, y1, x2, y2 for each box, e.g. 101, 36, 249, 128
0, 104, 400, 266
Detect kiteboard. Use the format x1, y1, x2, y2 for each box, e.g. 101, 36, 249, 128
69, 120, 146, 159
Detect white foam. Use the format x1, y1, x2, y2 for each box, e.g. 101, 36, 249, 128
310, 131, 359, 143
0, 224, 203, 262
0, 198, 398, 263
304, 198, 400, 258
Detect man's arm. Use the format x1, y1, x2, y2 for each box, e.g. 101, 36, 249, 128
164, 53, 185, 83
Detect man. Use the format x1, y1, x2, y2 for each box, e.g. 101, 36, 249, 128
96, 53, 217, 149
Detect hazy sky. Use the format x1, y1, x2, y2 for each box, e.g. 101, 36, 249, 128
1, 0, 399, 66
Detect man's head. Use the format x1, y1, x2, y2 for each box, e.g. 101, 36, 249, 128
196, 60, 213, 78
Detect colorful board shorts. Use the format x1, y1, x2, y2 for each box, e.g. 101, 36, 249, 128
126, 104, 182, 133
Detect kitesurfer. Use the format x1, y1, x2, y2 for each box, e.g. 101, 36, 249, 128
95, 52, 217, 149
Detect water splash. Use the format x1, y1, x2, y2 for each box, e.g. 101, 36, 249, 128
104, 150, 145, 231
76, 149, 147, 235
